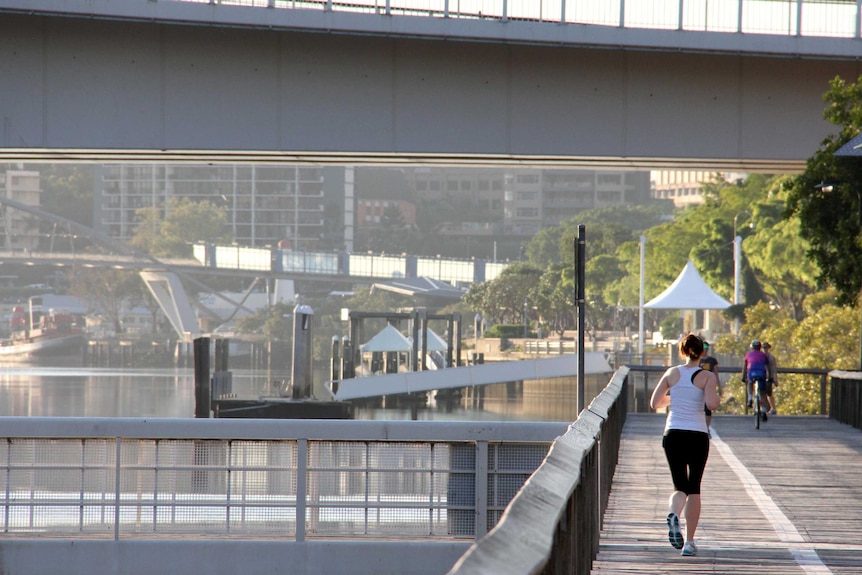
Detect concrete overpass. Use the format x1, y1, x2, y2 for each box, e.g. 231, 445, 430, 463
1, 0, 861, 171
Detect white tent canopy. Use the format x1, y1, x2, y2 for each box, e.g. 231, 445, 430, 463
409, 328, 448, 352
644, 260, 732, 310
360, 324, 412, 352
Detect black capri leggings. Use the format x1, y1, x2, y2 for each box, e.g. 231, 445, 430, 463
662, 429, 710, 495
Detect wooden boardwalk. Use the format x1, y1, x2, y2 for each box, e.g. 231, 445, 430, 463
592, 413, 862, 574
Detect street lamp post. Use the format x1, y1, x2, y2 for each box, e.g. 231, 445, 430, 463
523, 298, 528, 339
732, 211, 753, 333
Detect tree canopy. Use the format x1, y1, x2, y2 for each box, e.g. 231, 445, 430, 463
129, 197, 231, 258
785, 74, 862, 306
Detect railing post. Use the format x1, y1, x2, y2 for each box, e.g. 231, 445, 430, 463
737, 0, 743, 33
295, 439, 307, 542
474, 441, 489, 539
619, 0, 625, 28
857, 0, 862, 39
821, 373, 828, 415
114, 437, 121, 541
678, 0, 683, 30
560, 0, 565, 23
502, 0, 508, 22
796, 0, 802, 36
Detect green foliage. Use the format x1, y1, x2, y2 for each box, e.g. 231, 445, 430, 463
367, 204, 422, 254
485, 324, 528, 338
785, 74, 862, 307
130, 197, 231, 258
67, 268, 143, 333
462, 262, 543, 325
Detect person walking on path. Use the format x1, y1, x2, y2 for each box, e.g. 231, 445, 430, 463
698, 341, 719, 432
650, 334, 721, 557
762, 342, 779, 415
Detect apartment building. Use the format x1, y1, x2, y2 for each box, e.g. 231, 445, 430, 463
651, 170, 747, 207
93, 164, 350, 250
0, 168, 42, 251
403, 167, 651, 238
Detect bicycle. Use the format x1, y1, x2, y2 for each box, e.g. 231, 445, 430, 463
749, 376, 768, 429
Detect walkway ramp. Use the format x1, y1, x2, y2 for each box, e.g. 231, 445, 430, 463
332, 352, 611, 400
592, 414, 862, 574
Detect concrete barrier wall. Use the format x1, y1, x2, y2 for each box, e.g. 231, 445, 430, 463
0, 540, 471, 575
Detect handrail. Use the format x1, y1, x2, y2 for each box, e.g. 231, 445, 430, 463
624, 364, 831, 414
167, 0, 862, 40
447, 366, 629, 575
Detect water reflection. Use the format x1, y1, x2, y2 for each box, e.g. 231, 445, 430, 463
0, 361, 610, 423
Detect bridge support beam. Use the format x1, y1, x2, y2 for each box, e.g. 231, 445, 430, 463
140, 270, 201, 341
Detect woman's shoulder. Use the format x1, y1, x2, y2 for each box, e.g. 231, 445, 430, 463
662, 365, 682, 384
692, 367, 717, 387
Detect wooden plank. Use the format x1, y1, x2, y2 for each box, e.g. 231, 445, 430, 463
591, 414, 862, 574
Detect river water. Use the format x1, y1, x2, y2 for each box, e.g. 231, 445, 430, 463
0, 361, 609, 422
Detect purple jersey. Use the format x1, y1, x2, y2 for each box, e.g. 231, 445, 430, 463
744, 349, 769, 380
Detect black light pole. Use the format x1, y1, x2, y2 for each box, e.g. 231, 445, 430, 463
575, 224, 586, 412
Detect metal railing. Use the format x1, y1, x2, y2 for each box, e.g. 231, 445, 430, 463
523, 340, 577, 355
0, 418, 566, 541
624, 364, 831, 414
447, 366, 628, 575
829, 370, 862, 430
181, 0, 862, 39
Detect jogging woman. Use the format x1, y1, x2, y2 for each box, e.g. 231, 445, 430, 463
650, 334, 721, 557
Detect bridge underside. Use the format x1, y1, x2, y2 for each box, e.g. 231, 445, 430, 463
2, 9, 858, 171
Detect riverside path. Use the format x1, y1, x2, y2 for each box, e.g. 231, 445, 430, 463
592, 413, 862, 574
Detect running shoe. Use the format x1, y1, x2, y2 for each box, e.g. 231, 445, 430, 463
681, 540, 698, 556
770, 408, 777, 415
667, 512, 683, 549
747, 398, 753, 409
762, 410, 768, 422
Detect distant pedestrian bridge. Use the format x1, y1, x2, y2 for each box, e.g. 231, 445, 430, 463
192, 243, 508, 285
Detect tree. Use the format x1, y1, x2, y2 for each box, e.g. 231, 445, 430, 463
67, 267, 143, 334
130, 197, 230, 258
368, 204, 421, 254
462, 262, 543, 326
785, 74, 862, 306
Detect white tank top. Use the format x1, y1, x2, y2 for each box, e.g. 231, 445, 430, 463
664, 364, 708, 434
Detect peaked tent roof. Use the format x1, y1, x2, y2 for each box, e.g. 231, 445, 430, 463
360, 324, 412, 353
644, 260, 732, 310
409, 328, 448, 351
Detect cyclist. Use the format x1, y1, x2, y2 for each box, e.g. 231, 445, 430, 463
743, 340, 772, 422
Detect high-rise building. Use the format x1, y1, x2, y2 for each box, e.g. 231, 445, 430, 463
651, 170, 747, 207
93, 164, 347, 250
0, 167, 42, 251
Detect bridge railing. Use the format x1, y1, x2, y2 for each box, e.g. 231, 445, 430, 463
193, 242, 510, 284
0, 418, 566, 541
829, 370, 862, 430
189, 0, 862, 39
447, 366, 628, 575
624, 364, 831, 414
